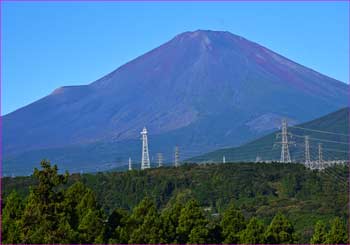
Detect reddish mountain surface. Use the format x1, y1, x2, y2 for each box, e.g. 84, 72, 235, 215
3, 30, 348, 175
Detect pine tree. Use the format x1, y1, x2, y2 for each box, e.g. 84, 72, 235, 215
188, 226, 210, 244
20, 160, 73, 243
64, 182, 89, 230
127, 197, 162, 243
129, 206, 161, 243
220, 201, 246, 243
75, 189, 105, 243
325, 217, 347, 244
264, 212, 294, 244
176, 199, 208, 243
159, 189, 194, 243
77, 209, 105, 243
2, 191, 24, 243
240, 217, 265, 244
160, 202, 183, 243
310, 220, 327, 244
103, 208, 129, 243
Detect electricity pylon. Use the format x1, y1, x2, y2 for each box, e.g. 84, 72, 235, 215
128, 157, 132, 171
141, 127, 150, 170
174, 146, 179, 167
157, 153, 163, 167
275, 119, 294, 163
318, 143, 323, 170
304, 136, 311, 168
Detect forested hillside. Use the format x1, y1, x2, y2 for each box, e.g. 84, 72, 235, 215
191, 107, 349, 163
2, 160, 348, 244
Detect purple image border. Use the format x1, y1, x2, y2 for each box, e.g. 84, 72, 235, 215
0, 0, 349, 244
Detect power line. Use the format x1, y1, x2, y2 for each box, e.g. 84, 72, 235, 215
289, 125, 350, 137
292, 134, 349, 145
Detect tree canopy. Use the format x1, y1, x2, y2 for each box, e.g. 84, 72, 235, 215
1, 161, 348, 244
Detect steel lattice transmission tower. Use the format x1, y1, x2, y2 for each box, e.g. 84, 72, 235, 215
318, 143, 323, 169
255, 155, 261, 163
140, 127, 150, 170
157, 153, 163, 167
222, 155, 226, 164
276, 119, 293, 163
128, 157, 132, 171
174, 146, 179, 167
304, 136, 311, 167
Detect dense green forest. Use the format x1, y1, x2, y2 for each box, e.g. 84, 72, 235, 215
2, 160, 349, 244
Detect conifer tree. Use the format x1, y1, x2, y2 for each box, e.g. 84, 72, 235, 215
220, 201, 246, 243
264, 212, 294, 244
310, 220, 327, 244
20, 160, 73, 243
240, 217, 265, 244
2, 191, 24, 243
176, 199, 208, 243
325, 217, 347, 244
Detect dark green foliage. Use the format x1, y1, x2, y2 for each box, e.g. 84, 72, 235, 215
1, 191, 24, 243
128, 198, 162, 243
325, 217, 348, 244
220, 201, 246, 243
310, 220, 327, 244
280, 173, 301, 198
188, 226, 211, 244
159, 195, 185, 243
310, 217, 348, 244
2, 161, 349, 244
264, 212, 295, 243
20, 160, 73, 243
240, 217, 265, 244
103, 208, 128, 243
78, 209, 104, 243
177, 199, 208, 243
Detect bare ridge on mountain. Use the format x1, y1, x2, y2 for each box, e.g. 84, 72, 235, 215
3, 30, 348, 174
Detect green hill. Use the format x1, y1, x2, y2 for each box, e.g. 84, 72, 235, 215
3, 161, 348, 243
189, 107, 349, 163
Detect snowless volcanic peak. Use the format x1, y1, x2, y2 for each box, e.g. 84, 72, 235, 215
3, 30, 349, 174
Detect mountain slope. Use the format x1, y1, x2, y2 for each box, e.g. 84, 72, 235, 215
3, 30, 349, 175
190, 107, 349, 163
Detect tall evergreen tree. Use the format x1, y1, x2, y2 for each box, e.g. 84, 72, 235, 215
129, 206, 161, 243
20, 160, 74, 243
103, 208, 129, 243
160, 201, 183, 243
176, 199, 208, 243
128, 197, 162, 243
264, 212, 294, 244
77, 209, 105, 243
325, 217, 347, 244
75, 189, 105, 243
1, 191, 24, 243
310, 220, 327, 244
220, 201, 246, 243
240, 217, 265, 244
64, 182, 89, 230
188, 226, 210, 244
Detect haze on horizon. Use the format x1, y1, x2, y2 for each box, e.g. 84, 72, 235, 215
2, 1, 349, 115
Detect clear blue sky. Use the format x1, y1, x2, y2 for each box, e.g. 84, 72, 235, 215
2, 1, 349, 115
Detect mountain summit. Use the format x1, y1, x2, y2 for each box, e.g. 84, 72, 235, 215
4, 30, 348, 175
